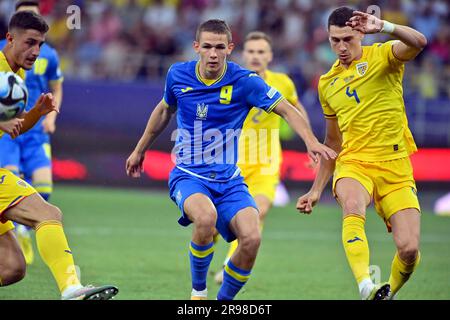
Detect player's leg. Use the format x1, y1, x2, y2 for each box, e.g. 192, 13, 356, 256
3, 193, 118, 300
217, 206, 260, 300
335, 177, 378, 299
0, 223, 26, 286
183, 193, 217, 299
388, 208, 421, 299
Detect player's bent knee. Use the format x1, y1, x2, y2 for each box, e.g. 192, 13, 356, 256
194, 212, 217, 233
39, 204, 63, 224
342, 198, 365, 214
0, 260, 26, 286
238, 232, 261, 255
397, 244, 419, 263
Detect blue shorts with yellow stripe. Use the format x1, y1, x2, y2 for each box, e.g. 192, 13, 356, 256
0, 131, 51, 180
169, 167, 257, 243
0, 168, 37, 235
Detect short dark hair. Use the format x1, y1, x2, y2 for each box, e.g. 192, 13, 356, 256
15, 0, 39, 11
244, 31, 272, 47
196, 19, 232, 42
328, 6, 355, 30
8, 10, 48, 34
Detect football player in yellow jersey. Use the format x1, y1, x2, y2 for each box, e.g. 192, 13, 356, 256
297, 7, 427, 300
214, 31, 311, 284
0, 11, 118, 300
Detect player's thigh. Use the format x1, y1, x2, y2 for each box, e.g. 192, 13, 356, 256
3, 193, 62, 229
32, 167, 52, 184
183, 192, 218, 225
229, 206, 260, 243
334, 177, 371, 217
389, 208, 421, 252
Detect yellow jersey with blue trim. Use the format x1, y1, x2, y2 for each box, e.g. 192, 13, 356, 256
318, 40, 417, 162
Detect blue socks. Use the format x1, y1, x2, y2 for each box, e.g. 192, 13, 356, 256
217, 259, 251, 300
189, 241, 214, 291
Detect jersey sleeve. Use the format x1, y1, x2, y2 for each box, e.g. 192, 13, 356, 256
318, 81, 336, 119
282, 75, 299, 106
162, 66, 177, 109
376, 41, 405, 69
46, 49, 63, 82
245, 74, 284, 113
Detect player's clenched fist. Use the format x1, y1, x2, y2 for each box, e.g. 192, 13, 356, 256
126, 151, 145, 178
296, 190, 321, 215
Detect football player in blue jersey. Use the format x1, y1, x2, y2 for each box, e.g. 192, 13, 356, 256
0, 0, 63, 265
126, 19, 337, 300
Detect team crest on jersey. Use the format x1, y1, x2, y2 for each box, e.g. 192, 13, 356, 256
196, 103, 208, 120
356, 62, 368, 76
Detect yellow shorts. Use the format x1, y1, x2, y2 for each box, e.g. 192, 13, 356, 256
332, 157, 420, 231
241, 165, 279, 202
0, 168, 37, 234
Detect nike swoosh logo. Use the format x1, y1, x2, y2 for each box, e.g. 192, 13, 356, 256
347, 236, 363, 243
0, 175, 5, 184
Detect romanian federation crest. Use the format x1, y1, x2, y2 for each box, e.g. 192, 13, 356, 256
356, 62, 368, 77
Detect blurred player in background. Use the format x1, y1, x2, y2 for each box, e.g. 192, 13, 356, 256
297, 7, 427, 300
0, 10, 118, 300
0, 0, 63, 265
214, 31, 311, 284
126, 19, 336, 300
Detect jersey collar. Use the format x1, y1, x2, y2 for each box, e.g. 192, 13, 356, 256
333, 46, 367, 71
195, 61, 227, 86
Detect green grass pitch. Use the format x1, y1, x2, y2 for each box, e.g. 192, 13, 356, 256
1, 185, 449, 300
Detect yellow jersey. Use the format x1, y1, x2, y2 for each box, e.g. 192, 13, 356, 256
318, 40, 417, 162
238, 69, 298, 174
0, 50, 26, 138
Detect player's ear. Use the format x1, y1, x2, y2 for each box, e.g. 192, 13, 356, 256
6, 32, 14, 44
193, 41, 200, 53
227, 42, 235, 54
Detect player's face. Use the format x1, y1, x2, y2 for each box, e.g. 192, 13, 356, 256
242, 39, 273, 74
328, 26, 363, 66
7, 29, 45, 70
194, 32, 234, 76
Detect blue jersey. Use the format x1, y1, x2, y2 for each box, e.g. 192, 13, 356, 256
0, 40, 63, 134
164, 61, 283, 181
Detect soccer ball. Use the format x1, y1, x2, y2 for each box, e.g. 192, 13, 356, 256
0, 71, 28, 121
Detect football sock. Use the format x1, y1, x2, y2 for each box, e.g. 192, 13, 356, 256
389, 251, 421, 295
342, 215, 370, 285
217, 259, 251, 300
35, 220, 81, 293
189, 241, 214, 291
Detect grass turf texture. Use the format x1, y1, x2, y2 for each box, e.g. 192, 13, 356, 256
1, 185, 449, 300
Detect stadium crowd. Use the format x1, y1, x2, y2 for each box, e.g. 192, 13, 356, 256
0, 0, 448, 100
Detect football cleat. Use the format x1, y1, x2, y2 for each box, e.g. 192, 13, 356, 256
366, 282, 391, 300
62, 285, 119, 300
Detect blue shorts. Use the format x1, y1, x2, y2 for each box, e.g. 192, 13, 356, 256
0, 131, 51, 180
168, 167, 258, 242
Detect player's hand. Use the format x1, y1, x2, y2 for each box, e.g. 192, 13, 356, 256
305, 139, 337, 163
126, 151, 145, 178
42, 113, 57, 134
35, 93, 59, 116
0, 118, 24, 139
346, 10, 383, 34
296, 190, 321, 215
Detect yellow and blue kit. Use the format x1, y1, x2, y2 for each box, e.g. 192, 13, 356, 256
318, 40, 420, 228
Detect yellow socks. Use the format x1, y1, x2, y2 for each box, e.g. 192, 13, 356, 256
35, 220, 81, 293
389, 251, 421, 296
342, 215, 370, 284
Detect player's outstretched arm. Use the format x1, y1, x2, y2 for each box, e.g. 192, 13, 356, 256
347, 11, 427, 62
297, 118, 342, 214
19, 93, 59, 135
43, 80, 63, 134
126, 99, 175, 178
273, 99, 337, 163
